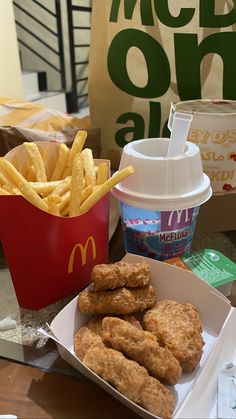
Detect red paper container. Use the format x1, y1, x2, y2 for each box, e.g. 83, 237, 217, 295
0, 142, 110, 310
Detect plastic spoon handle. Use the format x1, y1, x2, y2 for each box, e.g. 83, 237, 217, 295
167, 112, 193, 157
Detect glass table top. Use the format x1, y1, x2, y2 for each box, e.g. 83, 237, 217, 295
0, 224, 236, 379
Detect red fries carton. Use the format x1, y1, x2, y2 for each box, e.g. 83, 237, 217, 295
0, 142, 110, 310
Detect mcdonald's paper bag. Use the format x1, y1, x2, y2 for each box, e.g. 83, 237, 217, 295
88, 0, 236, 231
0, 97, 101, 157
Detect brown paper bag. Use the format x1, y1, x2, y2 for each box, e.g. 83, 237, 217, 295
89, 1, 236, 231
0, 97, 101, 157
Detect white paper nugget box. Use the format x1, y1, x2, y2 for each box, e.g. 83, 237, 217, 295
48, 254, 236, 419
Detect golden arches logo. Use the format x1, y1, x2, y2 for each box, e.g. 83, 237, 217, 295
68, 236, 96, 273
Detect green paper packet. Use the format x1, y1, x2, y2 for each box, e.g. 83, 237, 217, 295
165, 249, 236, 288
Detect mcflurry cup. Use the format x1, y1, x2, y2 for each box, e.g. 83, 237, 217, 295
112, 138, 212, 260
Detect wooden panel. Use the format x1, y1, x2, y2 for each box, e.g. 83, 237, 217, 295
0, 359, 139, 419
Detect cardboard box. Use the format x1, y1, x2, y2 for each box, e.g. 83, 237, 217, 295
195, 193, 236, 233
175, 308, 236, 418
48, 253, 236, 419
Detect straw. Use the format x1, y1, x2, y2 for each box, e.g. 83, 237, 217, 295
167, 112, 193, 157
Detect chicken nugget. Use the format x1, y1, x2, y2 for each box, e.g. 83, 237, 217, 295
91, 261, 150, 290
143, 300, 204, 372
101, 317, 182, 385
123, 314, 142, 330
84, 316, 104, 335
86, 314, 144, 333
83, 345, 175, 419
74, 314, 150, 361
74, 324, 105, 360
78, 284, 156, 315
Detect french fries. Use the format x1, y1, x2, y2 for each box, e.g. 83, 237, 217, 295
50, 144, 69, 181
63, 130, 87, 177
23, 142, 47, 182
80, 166, 134, 213
69, 153, 84, 217
0, 186, 10, 195
0, 157, 26, 186
0, 131, 134, 217
18, 182, 48, 212
96, 162, 108, 185
82, 148, 96, 186
46, 194, 61, 216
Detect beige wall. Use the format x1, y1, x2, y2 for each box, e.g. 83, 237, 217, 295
0, 0, 23, 98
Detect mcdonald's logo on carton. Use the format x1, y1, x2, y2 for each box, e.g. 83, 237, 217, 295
68, 236, 97, 273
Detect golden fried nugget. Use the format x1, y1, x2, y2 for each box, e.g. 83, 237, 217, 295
83, 345, 175, 418
78, 284, 156, 315
84, 316, 104, 335
74, 315, 147, 361
122, 315, 156, 341
101, 317, 182, 385
86, 314, 155, 340
123, 314, 143, 330
86, 314, 143, 333
74, 325, 105, 361
91, 261, 150, 291
143, 300, 204, 372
